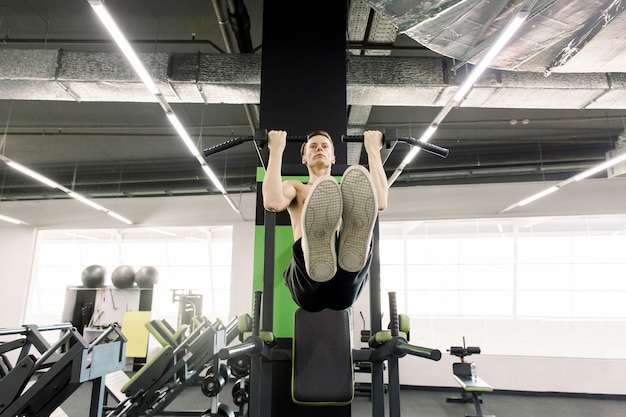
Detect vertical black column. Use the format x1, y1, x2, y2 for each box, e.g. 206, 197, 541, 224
253, 2, 349, 417
259, 1, 347, 164
369, 220, 386, 416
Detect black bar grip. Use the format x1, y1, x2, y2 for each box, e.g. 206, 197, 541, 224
203, 136, 254, 157
203, 131, 310, 158
398, 136, 449, 158
448, 345, 481, 358
449, 346, 465, 357
253, 129, 309, 143
396, 343, 442, 361
341, 134, 370, 143
342, 134, 448, 158
203, 129, 449, 159
251, 291, 262, 336
388, 292, 399, 337
468, 346, 481, 355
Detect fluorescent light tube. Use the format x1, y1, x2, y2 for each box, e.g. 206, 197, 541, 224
6, 160, 60, 188
146, 227, 177, 236
201, 164, 227, 194
223, 193, 241, 214
517, 185, 559, 206
68, 191, 106, 210
86, 0, 237, 214
65, 232, 99, 241
453, 12, 528, 102
0, 214, 23, 225
88, 1, 160, 95
105, 210, 133, 225
573, 152, 626, 181
166, 112, 203, 158
2, 153, 133, 224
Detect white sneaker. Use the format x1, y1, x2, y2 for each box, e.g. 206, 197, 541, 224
338, 165, 378, 272
301, 176, 342, 282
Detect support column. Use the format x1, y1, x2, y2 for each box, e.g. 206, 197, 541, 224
249, 1, 350, 417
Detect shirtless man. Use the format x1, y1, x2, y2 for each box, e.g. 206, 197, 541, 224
262, 129, 388, 312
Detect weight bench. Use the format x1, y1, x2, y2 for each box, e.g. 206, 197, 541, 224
448, 362, 495, 417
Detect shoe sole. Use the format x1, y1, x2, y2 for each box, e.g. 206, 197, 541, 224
301, 177, 342, 282
338, 165, 378, 272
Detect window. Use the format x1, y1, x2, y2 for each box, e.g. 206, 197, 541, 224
25, 226, 233, 326
380, 215, 626, 320
378, 215, 626, 359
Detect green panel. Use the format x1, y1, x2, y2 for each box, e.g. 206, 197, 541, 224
256, 166, 309, 183
253, 225, 265, 293
273, 226, 298, 337
252, 222, 298, 338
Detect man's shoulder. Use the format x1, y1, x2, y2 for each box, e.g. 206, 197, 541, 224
283, 178, 305, 186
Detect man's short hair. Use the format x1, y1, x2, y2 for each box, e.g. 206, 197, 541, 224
301, 130, 334, 156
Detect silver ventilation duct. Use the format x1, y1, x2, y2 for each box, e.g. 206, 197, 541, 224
368, 0, 626, 74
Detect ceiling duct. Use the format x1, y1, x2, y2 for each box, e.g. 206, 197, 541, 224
367, 0, 626, 74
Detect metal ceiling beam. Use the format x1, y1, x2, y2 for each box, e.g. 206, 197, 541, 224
1, 50, 625, 110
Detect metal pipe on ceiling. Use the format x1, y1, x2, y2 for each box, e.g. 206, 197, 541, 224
212, 0, 259, 133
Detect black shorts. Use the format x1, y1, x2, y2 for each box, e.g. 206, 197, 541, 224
283, 238, 371, 312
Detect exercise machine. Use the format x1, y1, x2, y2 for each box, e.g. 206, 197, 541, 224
446, 339, 495, 417
219, 289, 441, 417
354, 312, 388, 397
0, 322, 126, 417
205, 127, 448, 417
171, 289, 204, 330
103, 315, 240, 417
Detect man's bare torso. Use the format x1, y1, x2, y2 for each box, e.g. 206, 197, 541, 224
285, 179, 313, 241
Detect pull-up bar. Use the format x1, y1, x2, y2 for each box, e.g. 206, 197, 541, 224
203, 128, 449, 159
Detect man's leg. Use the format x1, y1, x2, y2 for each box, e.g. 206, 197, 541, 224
284, 239, 371, 312
324, 254, 372, 311
301, 176, 342, 282
283, 239, 328, 312
338, 165, 378, 272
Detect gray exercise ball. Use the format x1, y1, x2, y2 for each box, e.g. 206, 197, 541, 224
111, 265, 136, 289
135, 266, 159, 288
81, 265, 107, 288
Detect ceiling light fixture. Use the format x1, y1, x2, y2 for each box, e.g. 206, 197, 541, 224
86, 0, 159, 95
87, 0, 239, 214
499, 151, 626, 213
452, 11, 529, 103
5, 160, 60, 188
388, 7, 529, 186
145, 227, 177, 236
0, 214, 25, 225
65, 232, 99, 241
0, 154, 133, 225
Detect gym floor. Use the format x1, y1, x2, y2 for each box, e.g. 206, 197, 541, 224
58, 381, 625, 417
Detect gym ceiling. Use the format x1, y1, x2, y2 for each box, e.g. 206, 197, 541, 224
1, 0, 626, 202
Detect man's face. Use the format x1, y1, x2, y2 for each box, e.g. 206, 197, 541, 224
302, 135, 335, 167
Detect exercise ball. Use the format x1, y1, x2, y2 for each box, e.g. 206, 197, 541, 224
135, 266, 159, 288
111, 265, 136, 289
81, 265, 106, 288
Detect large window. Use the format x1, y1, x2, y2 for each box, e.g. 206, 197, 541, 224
380, 215, 626, 320
25, 226, 233, 326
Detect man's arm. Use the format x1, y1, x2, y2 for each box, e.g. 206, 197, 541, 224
262, 130, 297, 212
364, 130, 388, 211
